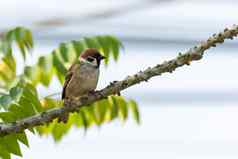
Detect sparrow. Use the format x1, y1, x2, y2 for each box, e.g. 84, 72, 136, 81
59, 48, 105, 123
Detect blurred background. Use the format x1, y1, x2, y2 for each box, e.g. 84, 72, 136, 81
1, 0, 238, 158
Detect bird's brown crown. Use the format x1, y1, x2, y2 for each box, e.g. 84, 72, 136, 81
80, 48, 105, 68
80, 48, 104, 59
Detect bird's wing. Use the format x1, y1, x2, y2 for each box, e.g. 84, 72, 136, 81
61, 63, 78, 99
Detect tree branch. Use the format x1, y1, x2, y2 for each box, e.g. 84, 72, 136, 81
0, 24, 238, 137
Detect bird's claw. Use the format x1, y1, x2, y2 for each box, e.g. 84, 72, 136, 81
116, 91, 121, 96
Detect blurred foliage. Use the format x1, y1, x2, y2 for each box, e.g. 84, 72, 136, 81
0, 27, 140, 159
0, 27, 33, 89
38, 96, 139, 142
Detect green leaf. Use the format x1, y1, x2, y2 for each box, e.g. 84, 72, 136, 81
0, 144, 11, 159
0, 135, 22, 156
16, 132, 29, 147
0, 56, 16, 86
36, 120, 56, 136
83, 105, 99, 126
52, 122, 67, 142
94, 99, 109, 124
8, 104, 27, 120
37, 56, 53, 86
22, 83, 43, 112
113, 96, 128, 122
71, 112, 84, 128
52, 51, 67, 76
0, 112, 16, 123
72, 40, 84, 58
24, 29, 33, 49
116, 96, 128, 121
108, 96, 119, 120
0, 95, 12, 110
128, 100, 140, 124
106, 35, 122, 61
0, 28, 37, 88
23, 66, 36, 82
9, 86, 23, 102
52, 51, 66, 83
41, 98, 62, 110
95, 36, 110, 64
18, 97, 37, 116
2, 27, 34, 60
15, 29, 26, 60
52, 121, 71, 142
59, 43, 69, 62
83, 37, 100, 49
0, 71, 10, 83
2, 54, 16, 73
78, 110, 90, 130
0, 39, 12, 55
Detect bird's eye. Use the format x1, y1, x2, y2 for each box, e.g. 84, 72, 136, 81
86, 57, 95, 62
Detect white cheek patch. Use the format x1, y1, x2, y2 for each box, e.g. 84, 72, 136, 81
80, 57, 98, 67
91, 59, 97, 66
80, 57, 87, 63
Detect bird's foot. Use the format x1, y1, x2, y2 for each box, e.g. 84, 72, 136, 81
116, 91, 121, 96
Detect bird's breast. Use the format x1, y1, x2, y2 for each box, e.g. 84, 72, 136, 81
67, 64, 99, 98
79, 66, 99, 90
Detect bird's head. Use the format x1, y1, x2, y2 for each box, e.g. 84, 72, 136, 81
80, 48, 105, 68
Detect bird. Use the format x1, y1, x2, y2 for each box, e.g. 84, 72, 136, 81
58, 48, 105, 123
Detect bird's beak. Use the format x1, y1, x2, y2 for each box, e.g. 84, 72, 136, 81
100, 55, 106, 60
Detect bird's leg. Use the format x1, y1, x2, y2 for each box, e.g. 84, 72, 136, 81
58, 98, 72, 123
64, 98, 72, 107
116, 91, 121, 96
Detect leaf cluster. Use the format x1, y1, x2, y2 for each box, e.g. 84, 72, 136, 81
0, 27, 140, 159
